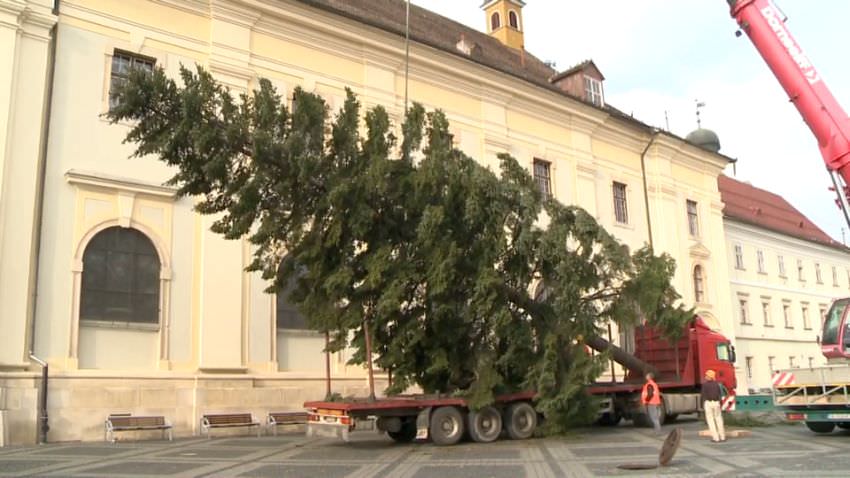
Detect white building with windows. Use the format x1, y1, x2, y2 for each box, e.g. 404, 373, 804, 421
1, 0, 736, 444
719, 175, 850, 393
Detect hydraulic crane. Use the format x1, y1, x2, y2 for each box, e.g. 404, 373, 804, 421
727, 0, 850, 361
727, 0, 850, 229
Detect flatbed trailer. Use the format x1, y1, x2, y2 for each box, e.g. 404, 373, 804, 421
772, 365, 850, 433
305, 318, 737, 445
304, 391, 537, 445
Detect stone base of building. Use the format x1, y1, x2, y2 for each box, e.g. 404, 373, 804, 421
0, 371, 384, 445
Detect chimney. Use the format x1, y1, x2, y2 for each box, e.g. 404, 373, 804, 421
481, 0, 526, 50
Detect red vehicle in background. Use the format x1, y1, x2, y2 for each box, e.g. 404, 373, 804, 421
304, 317, 736, 445
726, 0, 850, 432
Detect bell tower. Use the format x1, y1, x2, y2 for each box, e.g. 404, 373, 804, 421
482, 0, 525, 50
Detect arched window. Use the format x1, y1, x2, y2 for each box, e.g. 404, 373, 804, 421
81, 227, 160, 324
509, 10, 520, 29
491, 12, 501, 31
693, 265, 705, 303
276, 262, 308, 330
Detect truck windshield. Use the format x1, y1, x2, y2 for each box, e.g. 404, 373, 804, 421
822, 299, 850, 346
716, 343, 732, 362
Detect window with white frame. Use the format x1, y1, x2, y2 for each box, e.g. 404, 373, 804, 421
686, 200, 699, 236
739, 298, 750, 324
693, 265, 705, 303
815, 262, 823, 284
584, 76, 604, 107
768, 356, 775, 373
808, 357, 814, 368
819, 305, 828, 329
783, 302, 792, 328
778, 255, 786, 277
734, 244, 744, 269
276, 260, 308, 330
798, 259, 805, 281
109, 50, 155, 110
802, 303, 811, 330
533, 159, 552, 198
789, 356, 796, 368
762, 299, 772, 326
833, 266, 839, 286
81, 227, 160, 325
745, 356, 753, 379
757, 249, 766, 273
613, 181, 628, 224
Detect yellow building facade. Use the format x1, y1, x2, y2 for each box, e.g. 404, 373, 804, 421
0, 0, 734, 444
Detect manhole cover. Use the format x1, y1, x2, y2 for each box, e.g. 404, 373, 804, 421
617, 463, 658, 470
659, 428, 682, 466
616, 428, 682, 471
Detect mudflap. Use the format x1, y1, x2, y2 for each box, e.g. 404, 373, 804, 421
415, 407, 432, 441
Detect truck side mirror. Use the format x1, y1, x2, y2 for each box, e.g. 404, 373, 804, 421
729, 345, 737, 363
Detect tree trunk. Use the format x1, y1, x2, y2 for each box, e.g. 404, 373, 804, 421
585, 335, 658, 377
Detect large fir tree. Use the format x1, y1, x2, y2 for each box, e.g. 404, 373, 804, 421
108, 65, 693, 431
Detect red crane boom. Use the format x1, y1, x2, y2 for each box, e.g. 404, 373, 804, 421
727, 0, 850, 225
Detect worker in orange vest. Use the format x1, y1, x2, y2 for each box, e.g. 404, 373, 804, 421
640, 372, 662, 434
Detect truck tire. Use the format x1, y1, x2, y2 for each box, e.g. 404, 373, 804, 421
805, 421, 835, 434
838, 422, 850, 430
468, 406, 502, 443
388, 418, 417, 443
504, 402, 537, 440
597, 411, 622, 426
429, 406, 465, 446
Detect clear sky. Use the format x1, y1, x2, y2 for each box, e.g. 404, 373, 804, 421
411, 0, 850, 244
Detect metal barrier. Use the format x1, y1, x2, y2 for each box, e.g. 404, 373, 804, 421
734, 394, 774, 412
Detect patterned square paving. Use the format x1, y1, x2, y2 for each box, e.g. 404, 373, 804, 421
413, 465, 526, 478
238, 464, 360, 478
74, 461, 204, 475
157, 447, 260, 459
27, 446, 134, 457
0, 460, 64, 473
571, 445, 659, 458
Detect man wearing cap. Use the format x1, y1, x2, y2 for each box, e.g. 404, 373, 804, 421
701, 369, 726, 442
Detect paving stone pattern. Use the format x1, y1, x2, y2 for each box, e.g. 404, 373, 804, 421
0, 419, 848, 477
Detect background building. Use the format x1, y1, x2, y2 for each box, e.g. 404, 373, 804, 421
1, 0, 734, 443
720, 175, 850, 393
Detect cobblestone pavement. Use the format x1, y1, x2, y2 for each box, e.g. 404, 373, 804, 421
1, 417, 849, 477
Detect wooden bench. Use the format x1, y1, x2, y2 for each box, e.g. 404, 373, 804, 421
104, 414, 172, 443
267, 411, 309, 436
200, 413, 260, 438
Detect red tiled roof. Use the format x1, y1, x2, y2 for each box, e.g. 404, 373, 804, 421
297, 0, 556, 89
292, 0, 736, 164
718, 175, 845, 249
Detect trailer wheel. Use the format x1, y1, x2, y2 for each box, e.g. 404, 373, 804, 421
838, 422, 850, 430
430, 406, 465, 446
388, 418, 417, 443
468, 406, 502, 443
504, 402, 537, 440
805, 421, 835, 434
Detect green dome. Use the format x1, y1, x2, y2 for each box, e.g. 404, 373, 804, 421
685, 128, 721, 153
